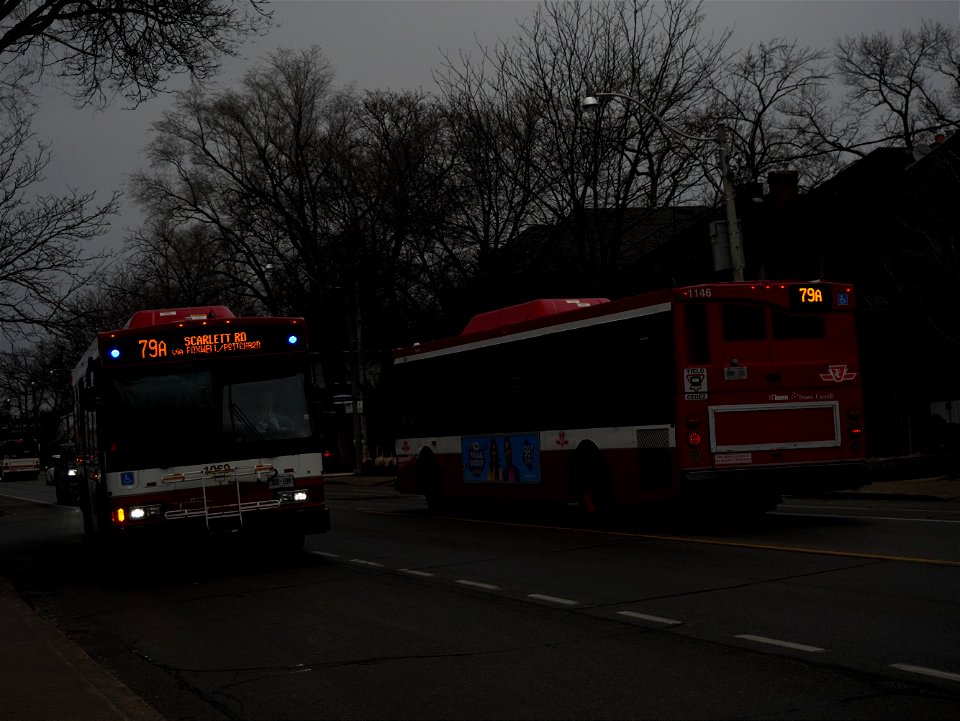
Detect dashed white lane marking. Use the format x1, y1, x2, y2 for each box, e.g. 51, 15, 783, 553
890, 663, 960, 682
400, 569, 435, 577
456, 580, 501, 590
617, 611, 683, 625
527, 594, 578, 606
735, 635, 826, 653
349, 558, 384, 567
309, 551, 340, 558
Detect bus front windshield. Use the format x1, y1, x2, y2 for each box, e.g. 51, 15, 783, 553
105, 361, 313, 470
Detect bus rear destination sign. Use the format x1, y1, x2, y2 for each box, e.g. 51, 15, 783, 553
789, 284, 833, 311
100, 323, 300, 365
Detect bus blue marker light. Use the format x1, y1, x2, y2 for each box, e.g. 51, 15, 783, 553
109, 348, 121, 359
287, 335, 299, 345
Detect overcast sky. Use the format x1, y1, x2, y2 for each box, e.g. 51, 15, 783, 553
31, 0, 960, 253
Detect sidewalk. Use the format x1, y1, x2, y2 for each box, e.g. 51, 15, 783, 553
823, 475, 960, 501
1, 465, 957, 721
0, 574, 163, 721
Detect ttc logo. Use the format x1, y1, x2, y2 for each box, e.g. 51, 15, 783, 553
819, 364, 857, 383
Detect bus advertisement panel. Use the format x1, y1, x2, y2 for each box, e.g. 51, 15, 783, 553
72, 306, 330, 548
461, 434, 542, 484
393, 282, 866, 516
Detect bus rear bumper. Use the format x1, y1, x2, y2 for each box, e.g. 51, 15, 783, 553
684, 460, 868, 494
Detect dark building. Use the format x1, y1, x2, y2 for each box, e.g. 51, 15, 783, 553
740, 134, 960, 456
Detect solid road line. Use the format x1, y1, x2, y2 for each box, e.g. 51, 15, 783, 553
359, 510, 960, 568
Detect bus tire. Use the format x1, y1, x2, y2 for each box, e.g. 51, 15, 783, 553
81, 482, 113, 544
418, 450, 446, 512
572, 443, 611, 514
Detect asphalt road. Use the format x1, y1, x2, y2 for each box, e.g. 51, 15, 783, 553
1, 478, 959, 720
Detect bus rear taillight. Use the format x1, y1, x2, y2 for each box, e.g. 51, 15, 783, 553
848, 425, 863, 451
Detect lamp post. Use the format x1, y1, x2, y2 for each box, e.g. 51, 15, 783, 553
581, 92, 745, 281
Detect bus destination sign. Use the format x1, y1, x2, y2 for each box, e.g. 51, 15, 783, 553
100, 322, 303, 365
789, 284, 833, 311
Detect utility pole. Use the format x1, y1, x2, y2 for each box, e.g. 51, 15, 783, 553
582, 93, 746, 281
350, 280, 367, 474
717, 125, 745, 281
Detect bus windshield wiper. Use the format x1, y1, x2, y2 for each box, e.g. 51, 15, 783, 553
230, 403, 263, 441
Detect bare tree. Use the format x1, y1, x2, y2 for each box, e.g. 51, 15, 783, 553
437, 0, 730, 292
835, 20, 960, 151
132, 48, 460, 350
712, 39, 840, 190
131, 47, 341, 319
0, 86, 115, 328
0, 0, 271, 106
0, 0, 269, 349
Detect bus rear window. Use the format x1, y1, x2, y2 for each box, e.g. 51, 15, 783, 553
772, 309, 825, 339
722, 304, 766, 341
684, 303, 710, 363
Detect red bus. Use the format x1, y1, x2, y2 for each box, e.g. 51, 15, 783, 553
72, 306, 330, 548
393, 282, 866, 515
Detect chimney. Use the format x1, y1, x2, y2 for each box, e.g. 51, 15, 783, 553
767, 170, 799, 210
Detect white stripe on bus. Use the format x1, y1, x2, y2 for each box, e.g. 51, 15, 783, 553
396, 425, 676, 458
396, 302, 671, 363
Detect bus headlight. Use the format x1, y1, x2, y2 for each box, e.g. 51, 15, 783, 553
279, 490, 309, 503
129, 504, 162, 520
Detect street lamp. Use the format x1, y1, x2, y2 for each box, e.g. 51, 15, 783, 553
582, 92, 745, 281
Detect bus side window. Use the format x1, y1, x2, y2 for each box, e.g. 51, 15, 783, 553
684, 303, 710, 363
722, 304, 766, 341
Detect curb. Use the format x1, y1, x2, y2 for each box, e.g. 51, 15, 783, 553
0, 575, 163, 721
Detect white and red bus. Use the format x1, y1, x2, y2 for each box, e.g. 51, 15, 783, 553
72, 306, 330, 547
0, 438, 42, 480
393, 282, 866, 515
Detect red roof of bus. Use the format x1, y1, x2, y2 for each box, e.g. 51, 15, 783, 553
461, 298, 610, 335
124, 306, 236, 328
